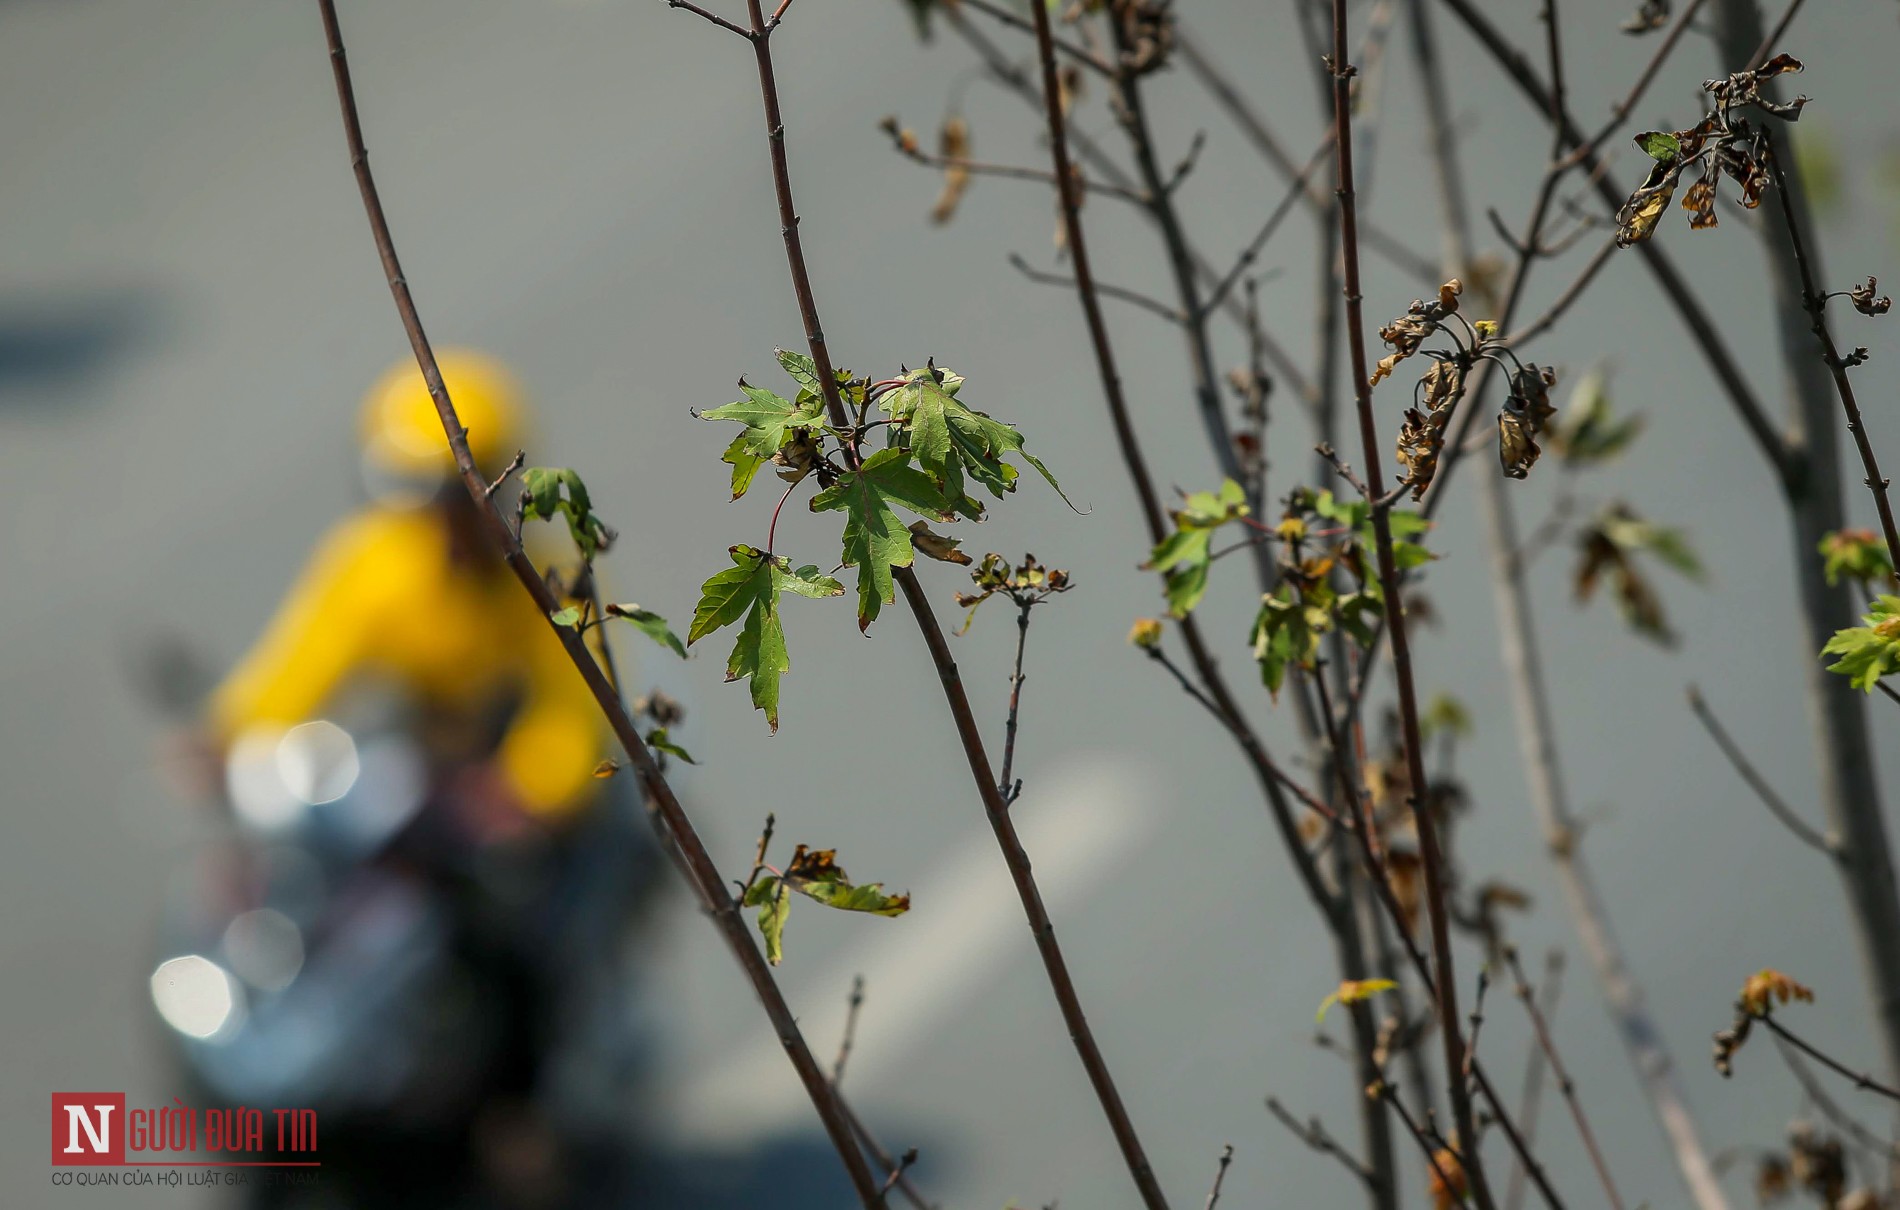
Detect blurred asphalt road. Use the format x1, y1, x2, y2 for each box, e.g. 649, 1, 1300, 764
2, 1, 1898, 1207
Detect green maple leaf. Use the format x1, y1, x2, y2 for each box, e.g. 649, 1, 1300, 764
1146, 479, 1248, 617
689, 544, 842, 731
604, 603, 687, 658
1823, 595, 1900, 691
701, 380, 825, 500
521, 467, 612, 558
881, 365, 1068, 519
743, 876, 791, 965
809, 447, 952, 629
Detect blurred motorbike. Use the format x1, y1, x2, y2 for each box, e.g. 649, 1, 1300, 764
147, 680, 662, 1209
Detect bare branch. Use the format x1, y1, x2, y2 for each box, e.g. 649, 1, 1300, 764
1686, 685, 1836, 859
314, 1, 883, 1201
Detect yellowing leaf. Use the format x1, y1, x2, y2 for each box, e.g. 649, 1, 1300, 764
1316, 978, 1398, 1023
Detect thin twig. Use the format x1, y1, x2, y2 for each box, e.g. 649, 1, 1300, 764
961, 0, 1111, 76
725, 0, 1174, 1199
1008, 254, 1185, 325
1372, 1079, 1468, 1202
834, 974, 866, 1086
1504, 952, 1565, 1210
1202, 1145, 1235, 1210
1200, 136, 1336, 320
996, 599, 1033, 803
1503, 947, 1627, 1210
1772, 1034, 1900, 1165
1762, 129, 1900, 582
1504, 235, 1617, 349
315, 2, 884, 1203
1686, 684, 1836, 858
1470, 1062, 1569, 1210
882, 123, 1148, 205
835, 1090, 938, 1210
1267, 1098, 1378, 1190
1577, 0, 1712, 159
1758, 1013, 1900, 1102
1327, 6, 1488, 1203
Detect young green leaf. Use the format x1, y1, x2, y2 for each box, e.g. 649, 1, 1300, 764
1146, 480, 1248, 618
1819, 529, 1895, 588
549, 606, 583, 630
689, 544, 843, 731
881, 364, 1069, 518
700, 383, 825, 500
1823, 595, 1900, 692
605, 603, 688, 658
809, 447, 952, 629
646, 727, 697, 765
521, 467, 613, 558
1635, 130, 1680, 162
744, 875, 790, 965
1550, 370, 1644, 465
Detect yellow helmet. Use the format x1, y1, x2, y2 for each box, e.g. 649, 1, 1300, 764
358, 349, 528, 492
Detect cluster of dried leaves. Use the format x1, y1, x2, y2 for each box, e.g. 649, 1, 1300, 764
955, 552, 1073, 634
1616, 54, 1808, 246
1373, 279, 1561, 492
1714, 968, 1815, 1077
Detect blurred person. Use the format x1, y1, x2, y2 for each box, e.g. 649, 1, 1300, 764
156, 352, 662, 1208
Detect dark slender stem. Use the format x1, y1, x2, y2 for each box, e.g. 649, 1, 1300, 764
1748, 0, 1807, 70
834, 974, 866, 1085
1471, 1063, 1569, 1210
1201, 137, 1336, 320
1503, 953, 1564, 1210
883, 129, 1148, 205
1772, 1035, 1900, 1165
961, 0, 1110, 76
1008, 254, 1186, 325
315, 3, 883, 1203
1326, 6, 1488, 1204
667, 0, 752, 38
1267, 1098, 1377, 1190
1762, 131, 1900, 583
835, 1089, 938, 1210
1758, 1013, 1900, 1102
1578, 0, 1711, 158
1686, 684, 1836, 858
730, 0, 1171, 1201
996, 600, 1032, 803
1505, 236, 1617, 349
1374, 1080, 1465, 1201
1503, 947, 1626, 1210
1203, 1145, 1235, 1210
1172, 21, 1440, 287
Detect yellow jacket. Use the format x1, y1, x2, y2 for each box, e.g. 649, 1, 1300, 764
208, 506, 601, 818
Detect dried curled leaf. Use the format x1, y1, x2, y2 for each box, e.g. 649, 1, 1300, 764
930, 115, 971, 225
909, 519, 973, 565
1395, 358, 1464, 498
1620, 0, 1669, 34
1427, 1145, 1469, 1210
1849, 276, 1893, 316
1740, 968, 1815, 1015
1371, 280, 1463, 385
1498, 364, 1558, 480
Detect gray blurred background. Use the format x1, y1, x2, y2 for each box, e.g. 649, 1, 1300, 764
3, 0, 1898, 1206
